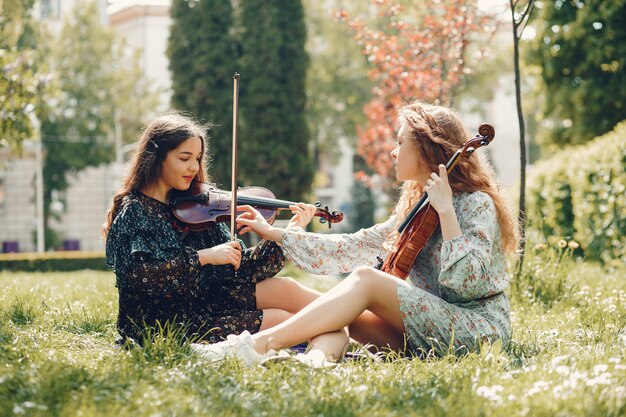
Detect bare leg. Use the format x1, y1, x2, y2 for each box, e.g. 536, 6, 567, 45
349, 310, 406, 350
252, 266, 405, 353
307, 329, 349, 360
256, 276, 321, 313
259, 309, 293, 330
257, 278, 348, 359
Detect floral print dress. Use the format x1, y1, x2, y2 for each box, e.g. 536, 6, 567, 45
106, 192, 285, 344
281, 191, 511, 355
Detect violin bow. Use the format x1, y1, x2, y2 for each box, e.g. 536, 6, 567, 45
231, 73, 240, 241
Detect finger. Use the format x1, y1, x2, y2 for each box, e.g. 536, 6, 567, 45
439, 164, 448, 181
430, 172, 439, 181
230, 252, 241, 269
236, 216, 251, 226
236, 211, 253, 220
236, 205, 259, 215
238, 226, 251, 235
228, 241, 242, 251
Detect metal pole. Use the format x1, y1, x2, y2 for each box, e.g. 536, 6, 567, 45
27, 112, 45, 253
115, 109, 122, 166
98, 0, 108, 25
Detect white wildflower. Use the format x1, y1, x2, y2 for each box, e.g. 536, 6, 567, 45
476, 385, 504, 402
527, 380, 550, 396
585, 372, 612, 386
554, 365, 570, 376
593, 364, 609, 374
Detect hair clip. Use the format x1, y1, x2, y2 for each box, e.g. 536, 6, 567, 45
150, 140, 159, 148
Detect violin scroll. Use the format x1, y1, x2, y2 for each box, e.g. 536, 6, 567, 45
478, 123, 495, 144
461, 123, 495, 157
313, 201, 344, 228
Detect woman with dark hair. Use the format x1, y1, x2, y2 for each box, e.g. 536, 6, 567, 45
103, 113, 328, 346
193, 102, 519, 366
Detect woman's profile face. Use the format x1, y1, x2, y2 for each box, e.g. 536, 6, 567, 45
390, 123, 430, 184
159, 137, 203, 192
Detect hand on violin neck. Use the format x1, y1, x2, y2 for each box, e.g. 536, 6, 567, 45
423, 164, 454, 216
287, 203, 317, 229
422, 165, 462, 241
236, 205, 284, 243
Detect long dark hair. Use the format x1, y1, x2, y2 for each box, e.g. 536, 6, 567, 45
102, 112, 210, 238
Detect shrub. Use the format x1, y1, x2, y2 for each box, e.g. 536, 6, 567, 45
0, 251, 107, 272
526, 121, 626, 265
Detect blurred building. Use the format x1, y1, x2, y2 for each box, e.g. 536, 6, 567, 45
108, 0, 172, 109
0, 145, 38, 253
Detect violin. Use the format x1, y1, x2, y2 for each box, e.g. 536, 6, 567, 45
379, 123, 496, 279
169, 180, 344, 232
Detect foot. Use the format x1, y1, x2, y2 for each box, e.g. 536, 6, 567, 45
261, 350, 338, 369
190, 331, 273, 366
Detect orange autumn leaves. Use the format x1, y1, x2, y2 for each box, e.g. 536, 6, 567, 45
335, 0, 497, 184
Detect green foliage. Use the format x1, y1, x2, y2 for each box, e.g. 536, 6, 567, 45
8, 297, 37, 326
527, 0, 626, 148
168, 1, 313, 201
0, 264, 625, 416
40, 1, 160, 248
167, 0, 237, 187
302, 0, 371, 158
238, 0, 313, 202
0, 0, 51, 153
510, 239, 577, 309
0, 251, 106, 272
526, 121, 626, 265
349, 180, 376, 231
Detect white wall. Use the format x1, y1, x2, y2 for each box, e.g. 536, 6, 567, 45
0, 145, 38, 253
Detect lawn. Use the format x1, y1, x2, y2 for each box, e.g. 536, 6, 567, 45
0, 249, 624, 417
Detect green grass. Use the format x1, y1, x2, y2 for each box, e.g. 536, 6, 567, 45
0, 251, 624, 417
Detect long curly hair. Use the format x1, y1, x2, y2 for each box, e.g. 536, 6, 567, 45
388, 102, 519, 253
102, 112, 210, 238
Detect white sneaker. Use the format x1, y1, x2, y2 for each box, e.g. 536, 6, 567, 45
294, 351, 338, 368
190, 331, 271, 366
261, 350, 338, 369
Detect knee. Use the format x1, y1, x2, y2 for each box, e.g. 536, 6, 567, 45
349, 266, 379, 288
272, 276, 302, 294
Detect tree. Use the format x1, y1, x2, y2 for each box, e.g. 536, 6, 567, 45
336, 0, 497, 183
41, 0, 160, 248
510, 0, 536, 258
168, 0, 237, 187
528, 0, 626, 147
303, 0, 372, 158
239, 0, 313, 202
0, 0, 51, 153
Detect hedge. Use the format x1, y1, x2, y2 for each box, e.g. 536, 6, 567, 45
526, 121, 626, 265
0, 251, 107, 272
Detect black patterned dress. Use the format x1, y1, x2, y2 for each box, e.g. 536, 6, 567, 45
105, 192, 285, 344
